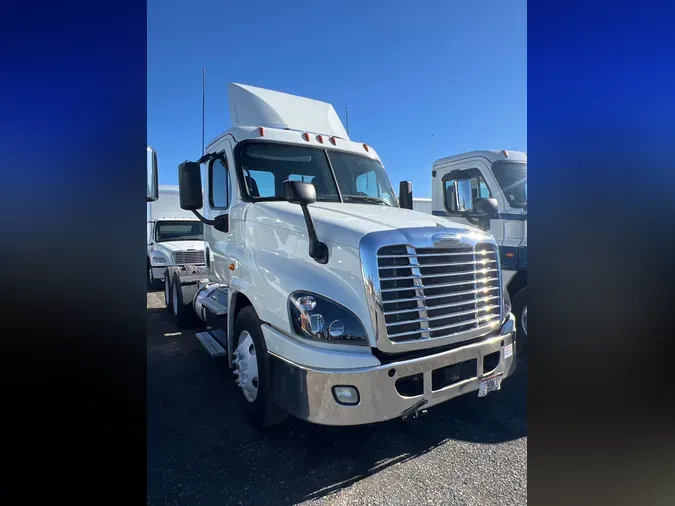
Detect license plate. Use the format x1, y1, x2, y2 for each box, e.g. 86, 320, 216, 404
478, 374, 502, 397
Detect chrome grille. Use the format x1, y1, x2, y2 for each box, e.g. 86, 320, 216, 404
377, 243, 501, 343
173, 250, 205, 264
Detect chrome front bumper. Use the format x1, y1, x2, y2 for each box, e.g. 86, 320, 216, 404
270, 314, 516, 426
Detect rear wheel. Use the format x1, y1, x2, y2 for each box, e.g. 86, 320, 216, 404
233, 306, 287, 428
511, 286, 527, 356
164, 271, 172, 313
171, 272, 194, 328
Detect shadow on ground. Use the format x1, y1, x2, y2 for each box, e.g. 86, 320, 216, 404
147, 302, 527, 506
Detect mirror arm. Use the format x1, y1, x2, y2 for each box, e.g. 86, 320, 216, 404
191, 210, 214, 226
300, 205, 328, 264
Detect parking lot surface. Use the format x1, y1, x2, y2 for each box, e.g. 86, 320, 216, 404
148, 291, 527, 506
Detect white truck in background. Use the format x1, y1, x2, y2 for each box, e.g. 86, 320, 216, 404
147, 84, 516, 429
147, 185, 205, 289
412, 197, 432, 214
430, 150, 527, 351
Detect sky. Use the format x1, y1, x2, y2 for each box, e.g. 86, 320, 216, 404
148, 0, 526, 198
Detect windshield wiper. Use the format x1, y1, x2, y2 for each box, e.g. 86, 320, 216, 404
343, 195, 392, 207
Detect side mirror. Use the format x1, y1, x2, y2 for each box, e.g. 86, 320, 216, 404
472, 197, 499, 232
453, 179, 473, 212
284, 180, 327, 264
285, 180, 317, 204
147, 147, 158, 202
213, 214, 229, 233
178, 161, 203, 210
399, 181, 413, 210
473, 197, 499, 216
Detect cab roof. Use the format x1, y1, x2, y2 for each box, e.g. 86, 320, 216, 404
432, 150, 527, 167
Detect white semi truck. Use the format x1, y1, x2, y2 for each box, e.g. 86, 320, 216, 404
430, 150, 527, 351
412, 197, 432, 214
147, 184, 205, 289
146, 84, 516, 428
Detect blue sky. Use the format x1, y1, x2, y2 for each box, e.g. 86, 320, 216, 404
148, 0, 526, 198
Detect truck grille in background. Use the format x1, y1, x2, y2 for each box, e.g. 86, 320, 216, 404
173, 251, 205, 264
377, 244, 501, 343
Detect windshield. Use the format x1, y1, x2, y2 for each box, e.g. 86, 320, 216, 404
491, 160, 527, 209
236, 142, 399, 207
156, 221, 203, 242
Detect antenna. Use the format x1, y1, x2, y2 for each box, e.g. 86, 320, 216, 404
345, 106, 349, 135
201, 68, 205, 156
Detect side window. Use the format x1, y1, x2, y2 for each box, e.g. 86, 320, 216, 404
443, 169, 491, 213
209, 157, 231, 209
479, 180, 490, 199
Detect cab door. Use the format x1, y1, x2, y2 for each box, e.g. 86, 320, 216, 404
204, 140, 234, 285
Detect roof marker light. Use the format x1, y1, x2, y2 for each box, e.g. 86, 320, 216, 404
329, 137, 337, 145
302, 132, 310, 141
502, 150, 509, 158
316, 134, 324, 143
259, 127, 265, 136
363, 144, 369, 152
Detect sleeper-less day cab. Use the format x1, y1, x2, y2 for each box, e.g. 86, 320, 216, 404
430, 151, 527, 351
146, 84, 516, 428
147, 185, 205, 290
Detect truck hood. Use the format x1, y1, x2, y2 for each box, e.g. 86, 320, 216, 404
245, 202, 482, 249
152, 240, 204, 253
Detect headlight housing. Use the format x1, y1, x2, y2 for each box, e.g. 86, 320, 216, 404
288, 292, 368, 345
151, 254, 167, 264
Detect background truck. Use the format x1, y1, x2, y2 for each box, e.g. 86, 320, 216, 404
412, 197, 432, 214
430, 150, 527, 351
147, 83, 516, 429
147, 184, 205, 290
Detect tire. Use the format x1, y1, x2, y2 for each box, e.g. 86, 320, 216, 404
171, 272, 194, 328
511, 286, 527, 356
147, 261, 161, 291
164, 271, 173, 314
233, 306, 288, 428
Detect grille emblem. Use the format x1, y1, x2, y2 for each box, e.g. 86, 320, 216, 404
432, 234, 462, 247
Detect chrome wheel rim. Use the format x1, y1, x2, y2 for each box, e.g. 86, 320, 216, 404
164, 276, 170, 307
521, 305, 527, 336
234, 331, 259, 402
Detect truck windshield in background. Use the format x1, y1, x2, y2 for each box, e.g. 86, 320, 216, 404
491, 160, 527, 209
236, 142, 399, 207
156, 221, 204, 242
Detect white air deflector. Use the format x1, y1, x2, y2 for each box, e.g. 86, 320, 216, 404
228, 83, 350, 140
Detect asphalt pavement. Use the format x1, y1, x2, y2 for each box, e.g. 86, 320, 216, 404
147, 290, 527, 506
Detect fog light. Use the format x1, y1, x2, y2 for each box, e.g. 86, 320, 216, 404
332, 385, 359, 405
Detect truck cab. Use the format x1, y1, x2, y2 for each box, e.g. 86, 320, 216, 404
431, 150, 527, 349
150, 84, 517, 428
147, 185, 205, 290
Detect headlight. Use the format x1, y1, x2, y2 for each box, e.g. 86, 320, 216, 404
152, 255, 167, 264
288, 292, 367, 345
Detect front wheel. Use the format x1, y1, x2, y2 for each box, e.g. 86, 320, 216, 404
233, 306, 287, 428
511, 286, 527, 356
